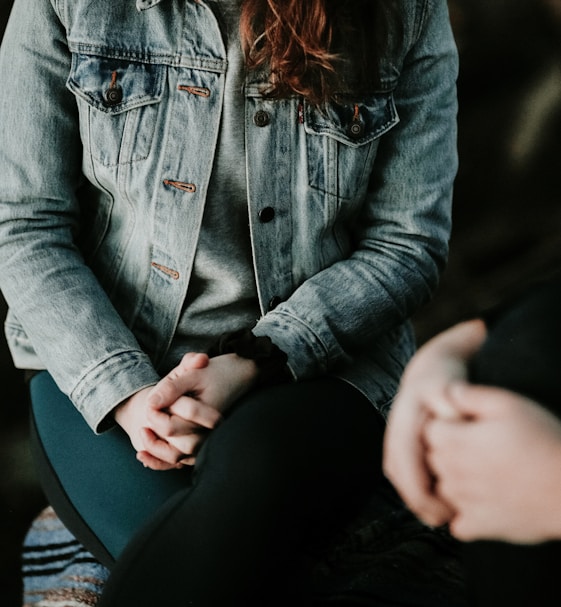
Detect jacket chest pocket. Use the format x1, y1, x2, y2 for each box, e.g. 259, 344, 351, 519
303, 93, 398, 200
67, 53, 165, 167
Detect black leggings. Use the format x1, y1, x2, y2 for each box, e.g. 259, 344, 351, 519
30, 372, 385, 606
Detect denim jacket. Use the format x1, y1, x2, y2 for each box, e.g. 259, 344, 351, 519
0, 0, 458, 431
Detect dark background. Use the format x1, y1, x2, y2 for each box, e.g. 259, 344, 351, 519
2, 1, 561, 605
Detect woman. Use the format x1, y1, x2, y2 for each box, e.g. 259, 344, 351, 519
0, 0, 458, 604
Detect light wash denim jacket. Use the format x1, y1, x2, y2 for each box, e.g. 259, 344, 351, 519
0, 0, 458, 431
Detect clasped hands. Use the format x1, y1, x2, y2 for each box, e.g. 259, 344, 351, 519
114, 352, 259, 470
383, 319, 561, 544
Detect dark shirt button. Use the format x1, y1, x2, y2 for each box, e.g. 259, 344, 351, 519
258, 207, 275, 223
254, 110, 271, 127
104, 86, 123, 106
268, 296, 282, 311
347, 120, 365, 139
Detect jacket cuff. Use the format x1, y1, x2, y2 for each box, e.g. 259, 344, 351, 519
69, 350, 160, 433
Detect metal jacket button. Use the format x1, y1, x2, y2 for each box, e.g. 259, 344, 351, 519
254, 110, 271, 127
258, 207, 275, 223
347, 120, 365, 139
104, 86, 123, 106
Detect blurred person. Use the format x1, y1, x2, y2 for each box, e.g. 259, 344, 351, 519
384, 274, 561, 605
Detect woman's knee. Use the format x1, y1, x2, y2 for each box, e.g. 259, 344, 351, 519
194, 378, 384, 502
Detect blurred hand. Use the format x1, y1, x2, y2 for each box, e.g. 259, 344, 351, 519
425, 383, 561, 543
383, 319, 487, 526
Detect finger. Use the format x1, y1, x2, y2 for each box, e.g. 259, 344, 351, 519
423, 417, 465, 475
148, 374, 199, 409
142, 421, 208, 464
448, 513, 479, 542
178, 455, 197, 467
446, 382, 510, 420
136, 451, 184, 471
167, 396, 222, 430
424, 415, 458, 448
140, 427, 185, 465
145, 409, 211, 457
384, 408, 454, 527
146, 407, 203, 438
178, 352, 210, 370
148, 353, 210, 408
163, 427, 207, 460
430, 318, 487, 359
406, 467, 456, 528
423, 419, 470, 513
423, 389, 465, 421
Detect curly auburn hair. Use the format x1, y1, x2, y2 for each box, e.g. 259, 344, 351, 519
239, 0, 396, 104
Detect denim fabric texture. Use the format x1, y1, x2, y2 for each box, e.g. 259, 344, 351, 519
0, 0, 458, 431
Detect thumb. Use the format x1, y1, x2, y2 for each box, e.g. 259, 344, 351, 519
178, 352, 210, 371
446, 382, 503, 420
148, 352, 210, 409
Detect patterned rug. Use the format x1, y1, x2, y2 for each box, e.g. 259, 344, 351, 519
21, 507, 108, 607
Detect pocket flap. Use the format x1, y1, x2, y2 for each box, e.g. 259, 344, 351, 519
67, 53, 164, 114
304, 93, 399, 147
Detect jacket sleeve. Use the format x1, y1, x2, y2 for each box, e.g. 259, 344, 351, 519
253, 0, 459, 378
0, 0, 160, 432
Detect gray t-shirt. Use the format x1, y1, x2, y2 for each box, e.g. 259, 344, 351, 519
166, 0, 260, 365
